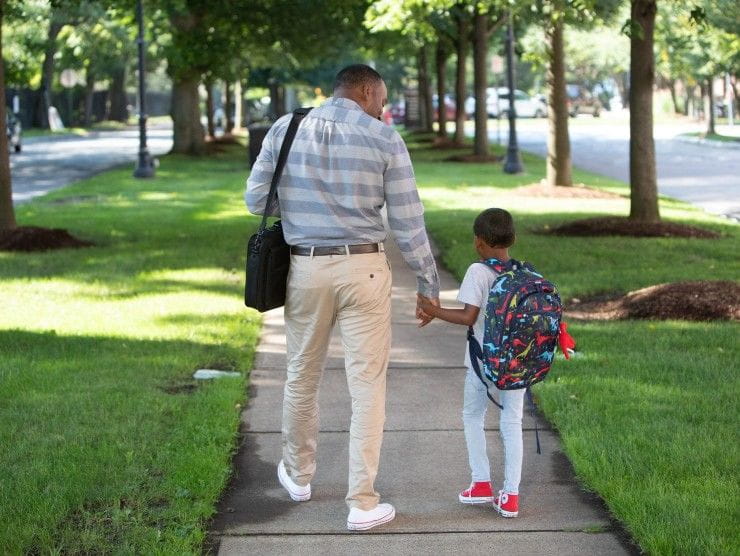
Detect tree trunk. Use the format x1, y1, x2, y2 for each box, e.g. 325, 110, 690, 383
418, 45, 434, 133
268, 81, 278, 119
617, 72, 630, 110
669, 79, 681, 114
435, 40, 448, 139
472, 8, 489, 157
545, 13, 572, 187
277, 86, 287, 117
34, 20, 64, 128
683, 88, 691, 116
706, 78, 715, 135
83, 69, 95, 127
454, 11, 469, 145
225, 81, 234, 133
171, 74, 205, 155
233, 80, 243, 131
629, 0, 660, 223
108, 67, 128, 122
269, 81, 286, 118
417, 49, 427, 131
0, 6, 17, 231
205, 78, 215, 138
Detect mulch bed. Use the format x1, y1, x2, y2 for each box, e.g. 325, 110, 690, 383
566, 280, 740, 321
445, 153, 502, 163
545, 217, 721, 239
512, 182, 623, 199
0, 226, 93, 252
207, 134, 241, 145
430, 137, 466, 149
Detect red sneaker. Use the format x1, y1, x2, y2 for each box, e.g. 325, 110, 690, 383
493, 490, 519, 517
458, 481, 494, 504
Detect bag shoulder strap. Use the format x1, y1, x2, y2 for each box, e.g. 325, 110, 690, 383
467, 327, 542, 454
467, 327, 504, 410
259, 107, 313, 233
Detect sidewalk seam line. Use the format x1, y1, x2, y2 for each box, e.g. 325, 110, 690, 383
216, 528, 614, 537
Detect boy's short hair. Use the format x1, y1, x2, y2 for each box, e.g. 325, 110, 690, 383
474, 208, 515, 248
333, 64, 383, 91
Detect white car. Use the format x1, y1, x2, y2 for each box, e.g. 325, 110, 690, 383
465, 87, 501, 119
465, 88, 546, 119
495, 88, 546, 118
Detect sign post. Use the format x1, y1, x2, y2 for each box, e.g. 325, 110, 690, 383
133, 0, 155, 178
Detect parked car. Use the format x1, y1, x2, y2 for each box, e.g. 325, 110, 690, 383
464, 88, 502, 119
466, 88, 546, 119
389, 101, 405, 125
433, 94, 456, 120
496, 88, 546, 118
533, 93, 548, 116
6, 112, 21, 153
566, 84, 602, 117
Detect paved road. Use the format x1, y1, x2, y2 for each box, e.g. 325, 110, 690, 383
12, 118, 740, 222
493, 114, 740, 220
10, 128, 173, 203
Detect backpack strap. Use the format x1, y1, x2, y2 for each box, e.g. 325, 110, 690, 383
478, 257, 512, 273
467, 327, 504, 410
526, 388, 542, 455
468, 326, 542, 455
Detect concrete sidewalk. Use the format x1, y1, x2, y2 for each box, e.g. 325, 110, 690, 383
210, 237, 634, 555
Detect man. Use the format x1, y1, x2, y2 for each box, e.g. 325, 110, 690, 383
246, 64, 440, 531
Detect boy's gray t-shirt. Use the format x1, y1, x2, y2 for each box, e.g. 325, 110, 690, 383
457, 262, 498, 368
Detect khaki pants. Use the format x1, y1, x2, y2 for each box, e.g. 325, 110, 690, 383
282, 249, 392, 510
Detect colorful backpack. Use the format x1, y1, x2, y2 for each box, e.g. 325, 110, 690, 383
468, 257, 574, 401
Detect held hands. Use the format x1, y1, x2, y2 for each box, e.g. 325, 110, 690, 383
416, 294, 439, 327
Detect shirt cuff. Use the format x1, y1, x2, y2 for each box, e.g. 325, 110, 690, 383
417, 277, 440, 299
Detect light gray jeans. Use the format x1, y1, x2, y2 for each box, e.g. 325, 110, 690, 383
463, 367, 525, 494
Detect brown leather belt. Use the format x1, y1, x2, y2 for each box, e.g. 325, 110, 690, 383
290, 243, 381, 256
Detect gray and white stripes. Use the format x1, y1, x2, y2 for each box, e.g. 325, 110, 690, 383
245, 96, 439, 298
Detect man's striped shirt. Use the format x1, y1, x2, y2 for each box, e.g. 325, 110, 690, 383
245, 96, 439, 298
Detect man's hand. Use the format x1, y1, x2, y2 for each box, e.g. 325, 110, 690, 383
416, 295, 440, 327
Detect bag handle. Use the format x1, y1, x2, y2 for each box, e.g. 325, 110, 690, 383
258, 107, 313, 234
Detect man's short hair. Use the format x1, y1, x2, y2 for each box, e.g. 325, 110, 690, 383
474, 208, 515, 248
333, 64, 382, 91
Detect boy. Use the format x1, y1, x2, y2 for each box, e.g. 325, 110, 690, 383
418, 208, 524, 518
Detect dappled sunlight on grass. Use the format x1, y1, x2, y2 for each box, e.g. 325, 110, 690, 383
137, 191, 178, 202
193, 204, 249, 222
2, 278, 252, 343
421, 185, 632, 215
412, 139, 739, 554
1, 145, 261, 552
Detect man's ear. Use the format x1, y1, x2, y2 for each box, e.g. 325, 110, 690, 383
361, 83, 372, 100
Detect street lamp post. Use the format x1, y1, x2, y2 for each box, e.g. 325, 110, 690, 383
133, 0, 155, 178
503, 13, 524, 174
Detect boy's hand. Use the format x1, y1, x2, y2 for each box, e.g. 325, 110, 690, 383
416, 295, 439, 327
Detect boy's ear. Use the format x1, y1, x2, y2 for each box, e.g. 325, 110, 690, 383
474, 236, 486, 250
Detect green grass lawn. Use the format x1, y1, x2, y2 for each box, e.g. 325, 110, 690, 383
3, 132, 738, 553
22, 127, 89, 139
0, 145, 260, 553
680, 131, 740, 143
22, 121, 138, 140
410, 137, 740, 554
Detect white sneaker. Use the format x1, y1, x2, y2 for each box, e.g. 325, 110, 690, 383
277, 460, 311, 501
347, 503, 396, 531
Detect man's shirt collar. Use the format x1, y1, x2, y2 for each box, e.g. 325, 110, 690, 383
322, 96, 365, 113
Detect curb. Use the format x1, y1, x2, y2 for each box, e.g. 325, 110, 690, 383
674, 134, 740, 150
